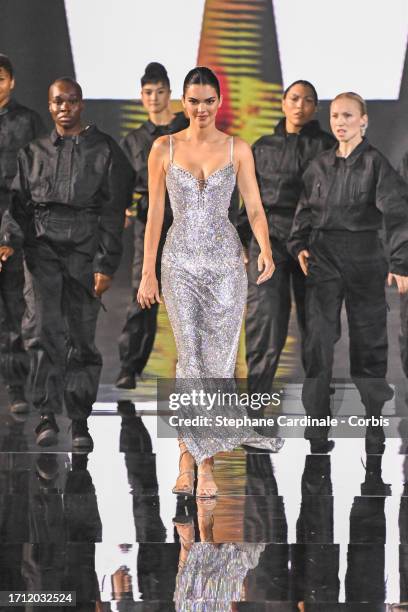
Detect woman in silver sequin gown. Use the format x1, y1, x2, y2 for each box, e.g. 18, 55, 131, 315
138, 67, 283, 497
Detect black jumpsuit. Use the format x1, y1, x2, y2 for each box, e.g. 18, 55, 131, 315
238, 119, 335, 393
118, 112, 189, 379
0, 99, 45, 393
398, 151, 408, 377
288, 138, 408, 448
1, 126, 134, 420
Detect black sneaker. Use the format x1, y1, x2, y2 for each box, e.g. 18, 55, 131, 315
36, 454, 59, 481
72, 419, 94, 451
310, 439, 335, 454
7, 386, 29, 414
115, 370, 137, 389
35, 415, 59, 447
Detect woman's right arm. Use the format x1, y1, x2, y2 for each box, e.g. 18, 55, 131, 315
137, 136, 167, 309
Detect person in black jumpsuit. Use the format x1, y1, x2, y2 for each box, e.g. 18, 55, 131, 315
398, 154, 408, 378
116, 62, 189, 389
288, 92, 408, 454
238, 80, 335, 394
0, 54, 45, 412
0, 78, 134, 449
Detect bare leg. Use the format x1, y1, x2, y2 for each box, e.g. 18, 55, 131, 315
197, 497, 216, 542
197, 457, 218, 498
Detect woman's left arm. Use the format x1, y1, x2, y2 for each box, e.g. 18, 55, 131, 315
376, 154, 408, 293
235, 138, 274, 284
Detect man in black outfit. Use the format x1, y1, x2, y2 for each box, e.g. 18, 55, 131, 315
0, 77, 134, 449
238, 81, 335, 395
116, 62, 189, 389
0, 54, 45, 413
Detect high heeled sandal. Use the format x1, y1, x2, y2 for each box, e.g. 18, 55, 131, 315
172, 444, 195, 497
172, 518, 195, 570
196, 469, 218, 499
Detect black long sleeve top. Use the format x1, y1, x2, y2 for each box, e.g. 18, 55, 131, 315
1, 125, 135, 276
399, 150, 408, 183
288, 138, 408, 275
121, 112, 189, 227
0, 98, 45, 212
237, 118, 335, 246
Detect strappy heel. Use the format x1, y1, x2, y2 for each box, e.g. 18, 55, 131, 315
172, 517, 195, 570
196, 459, 218, 499
172, 440, 195, 497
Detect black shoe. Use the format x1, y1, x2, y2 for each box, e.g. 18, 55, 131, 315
115, 370, 137, 389
117, 401, 136, 417
72, 419, 94, 451
361, 478, 391, 496
7, 386, 29, 414
35, 415, 59, 447
36, 454, 59, 481
310, 439, 335, 454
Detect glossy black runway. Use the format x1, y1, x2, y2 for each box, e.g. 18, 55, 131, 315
1, 401, 408, 610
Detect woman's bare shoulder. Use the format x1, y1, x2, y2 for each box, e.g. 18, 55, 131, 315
171, 129, 189, 142
231, 136, 253, 164
232, 136, 252, 155
151, 135, 170, 153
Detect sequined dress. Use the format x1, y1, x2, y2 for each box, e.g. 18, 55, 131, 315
161, 135, 283, 463
173, 542, 265, 611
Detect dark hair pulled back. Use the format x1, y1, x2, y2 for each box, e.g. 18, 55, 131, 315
283, 79, 318, 105
0, 54, 13, 79
141, 62, 170, 88
183, 66, 220, 98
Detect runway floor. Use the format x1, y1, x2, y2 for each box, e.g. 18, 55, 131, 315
1, 384, 408, 611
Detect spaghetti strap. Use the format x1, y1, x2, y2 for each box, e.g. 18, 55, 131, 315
169, 134, 173, 163
230, 136, 234, 163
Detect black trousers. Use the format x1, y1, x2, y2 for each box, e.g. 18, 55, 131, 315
302, 231, 391, 441
118, 219, 166, 376
24, 240, 102, 419
245, 236, 306, 393
400, 292, 408, 377
0, 249, 28, 388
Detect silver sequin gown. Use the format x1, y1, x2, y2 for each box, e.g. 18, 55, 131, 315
161, 136, 283, 463
173, 542, 265, 611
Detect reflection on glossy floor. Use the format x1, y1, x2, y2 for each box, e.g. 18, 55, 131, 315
1, 390, 408, 611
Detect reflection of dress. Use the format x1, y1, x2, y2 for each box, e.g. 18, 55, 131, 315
162, 136, 283, 463
173, 543, 264, 611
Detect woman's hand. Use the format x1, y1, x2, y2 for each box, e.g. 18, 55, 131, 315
298, 249, 310, 276
137, 271, 162, 309
257, 249, 275, 284
124, 207, 135, 229
0, 246, 14, 271
94, 273, 112, 297
388, 272, 408, 294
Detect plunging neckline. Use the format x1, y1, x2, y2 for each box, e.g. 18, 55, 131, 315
170, 160, 234, 183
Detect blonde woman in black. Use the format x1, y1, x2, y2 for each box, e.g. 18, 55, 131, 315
289, 92, 408, 454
